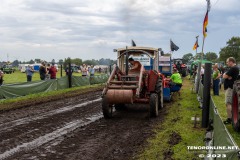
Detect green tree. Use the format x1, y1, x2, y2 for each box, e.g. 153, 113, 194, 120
219, 36, 240, 62
205, 52, 218, 62
182, 53, 193, 64
71, 58, 82, 66
34, 59, 41, 63
58, 59, 64, 65
83, 60, 98, 65
29, 59, 35, 64
194, 53, 204, 60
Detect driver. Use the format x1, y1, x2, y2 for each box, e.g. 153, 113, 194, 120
128, 57, 142, 72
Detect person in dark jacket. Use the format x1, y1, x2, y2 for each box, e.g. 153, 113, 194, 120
39, 62, 47, 80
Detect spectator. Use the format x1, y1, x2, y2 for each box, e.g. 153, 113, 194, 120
223, 57, 239, 124
89, 65, 95, 76
0, 69, 4, 86
65, 67, 73, 76
170, 68, 182, 92
45, 63, 51, 80
219, 65, 225, 89
212, 65, 221, 95
81, 64, 88, 76
200, 64, 205, 84
176, 61, 181, 72
39, 62, 47, 80
26, 65, 34, 82
48, 63, 58, 79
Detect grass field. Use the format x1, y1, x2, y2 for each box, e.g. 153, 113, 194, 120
2, 69, 104, 84
138, 78, 205, 160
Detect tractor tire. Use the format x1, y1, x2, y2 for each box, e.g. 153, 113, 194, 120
155, 78, 163, 109
115, 104, 126, 111
231, 80, 240, 131
150, 93, 159, 117
102, 97, 113, 119
181, 68, 187, 77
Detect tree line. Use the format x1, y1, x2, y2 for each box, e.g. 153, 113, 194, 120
8, 58, 117, 67
182, 36, 240, 64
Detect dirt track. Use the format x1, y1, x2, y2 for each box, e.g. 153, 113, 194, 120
0, 89, 169, 160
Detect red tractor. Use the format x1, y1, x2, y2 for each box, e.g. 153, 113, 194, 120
231, 79, 240, 131
173, 58, 188, 77
101, 46, 164, 118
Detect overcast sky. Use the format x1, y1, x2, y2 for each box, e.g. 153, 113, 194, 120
0, 0, 239, 62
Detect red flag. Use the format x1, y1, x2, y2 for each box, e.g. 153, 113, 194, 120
203, 11, 208, 38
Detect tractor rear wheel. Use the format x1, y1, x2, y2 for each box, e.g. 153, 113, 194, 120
150, 93, 159, 117
232, 81, 240, 131
102, 97, 113, 118
181, 68, 187, 77
155, 78, 163, 109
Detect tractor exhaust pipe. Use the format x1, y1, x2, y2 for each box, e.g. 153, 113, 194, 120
125, 46, 129, 76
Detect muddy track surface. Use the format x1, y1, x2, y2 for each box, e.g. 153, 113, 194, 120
0, 90, 168, 160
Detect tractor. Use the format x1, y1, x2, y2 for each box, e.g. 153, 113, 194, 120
101, 46, 164, 118
173, 58, 188, 77
231, 79, 240, 131
159, 55, 173, 101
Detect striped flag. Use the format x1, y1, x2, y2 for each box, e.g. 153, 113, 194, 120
203, 11, 208, 38
193, 39, 199, 50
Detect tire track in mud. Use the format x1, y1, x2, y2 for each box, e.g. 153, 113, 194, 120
0, 113, 103, 160
0, 97, 103, 160
0, 98, 100, 132
0, 89, 167, 160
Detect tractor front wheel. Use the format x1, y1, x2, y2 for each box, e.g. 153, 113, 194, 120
150, 93, 159, 117
232, 81, 240, 131
102, 97, 113, 118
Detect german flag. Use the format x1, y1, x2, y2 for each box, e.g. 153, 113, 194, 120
193, 40, 199, 50
203, 11, 208, 38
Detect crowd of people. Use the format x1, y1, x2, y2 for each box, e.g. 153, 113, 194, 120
191, 57, 239, 124
38, 62, 58, 81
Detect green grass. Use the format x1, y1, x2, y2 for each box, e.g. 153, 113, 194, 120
137, 78, 205, 160
2, 69, 104, 84
0, 84, 103, 111
211, 88, 240, 147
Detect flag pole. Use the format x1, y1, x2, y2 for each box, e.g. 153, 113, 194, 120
195, 0, 210, 93
201, 37, 205, 60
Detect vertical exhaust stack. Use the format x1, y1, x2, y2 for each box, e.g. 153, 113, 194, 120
125, 46, 129, 76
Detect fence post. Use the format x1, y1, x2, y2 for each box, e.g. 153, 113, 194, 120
202, 62, 212, 128
68, 58, 72, 88
60, 65, 63, 77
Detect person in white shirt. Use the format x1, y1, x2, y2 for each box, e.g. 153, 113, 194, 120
200, 64, 205, 84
